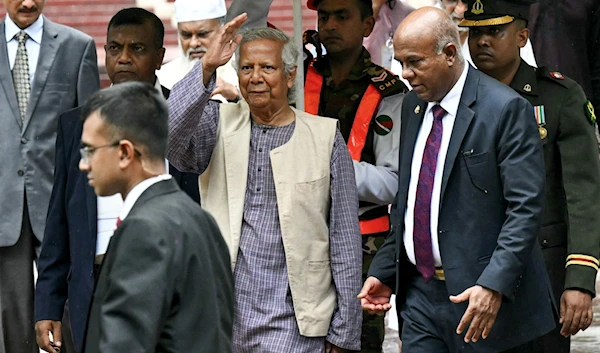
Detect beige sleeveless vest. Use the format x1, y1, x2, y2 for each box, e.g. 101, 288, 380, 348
200, 101, 338, 336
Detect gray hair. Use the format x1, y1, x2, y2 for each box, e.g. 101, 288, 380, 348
432, 14, 465, 65
235, 27, 299, 101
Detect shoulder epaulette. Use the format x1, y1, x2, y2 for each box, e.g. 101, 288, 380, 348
367, 65, 407, 97
537, 66, 569, 88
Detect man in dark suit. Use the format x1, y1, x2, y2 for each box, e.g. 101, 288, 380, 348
0, 0, 99, 351
359, 7, 555, 353
34, 8, 200, 353
462, 1, 600, 352
79, 82, 233, 353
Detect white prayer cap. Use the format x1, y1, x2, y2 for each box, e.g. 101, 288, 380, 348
174, 0, 227, 23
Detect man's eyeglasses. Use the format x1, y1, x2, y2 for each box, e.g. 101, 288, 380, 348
79, 141, 120, 165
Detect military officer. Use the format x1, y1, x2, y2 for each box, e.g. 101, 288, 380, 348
461, 1, 600, 352
304, 0, 406, 351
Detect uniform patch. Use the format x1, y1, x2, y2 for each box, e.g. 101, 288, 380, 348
374, 115, 393, 136
550, 71, 564, 80
585, 100, 597, 125
371, 71, 388, 83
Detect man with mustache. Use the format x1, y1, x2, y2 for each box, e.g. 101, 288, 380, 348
157, 0, 239, 102
34, 8, 200, 353
0, 0, 99, 352
462, 1, 600, 352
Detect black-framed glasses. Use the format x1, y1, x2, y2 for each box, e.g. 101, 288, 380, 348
79, 141, 120, 165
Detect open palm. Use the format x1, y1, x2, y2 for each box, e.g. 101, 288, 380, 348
203, 13, 247, 73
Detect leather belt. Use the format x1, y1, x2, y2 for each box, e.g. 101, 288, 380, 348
434, 267, 445, 281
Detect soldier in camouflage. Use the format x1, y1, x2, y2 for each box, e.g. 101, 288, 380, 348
305, 0, 406, 351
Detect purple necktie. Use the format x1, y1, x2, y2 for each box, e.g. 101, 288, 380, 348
414, 104, 446, 281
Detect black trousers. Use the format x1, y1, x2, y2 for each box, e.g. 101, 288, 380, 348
400, 275, 536, 353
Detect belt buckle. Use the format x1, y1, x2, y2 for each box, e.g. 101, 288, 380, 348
434, 267, 445, 281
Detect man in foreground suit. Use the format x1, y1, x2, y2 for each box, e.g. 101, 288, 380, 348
34, 8, 200, 353
359, 7, 555, 353
0, 0, 99, 351
80, 82, 233, 353
462, 1, 600, 351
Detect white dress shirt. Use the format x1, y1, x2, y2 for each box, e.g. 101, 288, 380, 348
4, 14, 43, 85
96, 194, 124, 255
403, 63, 469, 267
119, 175, 172, 221
96, 78, 169, 256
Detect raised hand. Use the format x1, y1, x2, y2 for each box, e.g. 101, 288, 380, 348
202, 13, 248, 84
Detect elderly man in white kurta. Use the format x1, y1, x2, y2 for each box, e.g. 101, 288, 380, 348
157, 0, 239, 102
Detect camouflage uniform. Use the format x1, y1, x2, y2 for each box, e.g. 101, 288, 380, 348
309, 48, 406, 353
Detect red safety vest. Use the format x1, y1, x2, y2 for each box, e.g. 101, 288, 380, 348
305, 63, 390, 235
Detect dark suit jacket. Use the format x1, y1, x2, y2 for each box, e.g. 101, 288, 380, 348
35, 88, 200, 351
369, 66, 556, 352
84, 179, 233, 353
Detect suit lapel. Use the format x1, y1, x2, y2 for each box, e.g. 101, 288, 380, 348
0, 19, 21, 128
25, 17, 60, 130
439, 67, 477, 204
398, 96, 426, 210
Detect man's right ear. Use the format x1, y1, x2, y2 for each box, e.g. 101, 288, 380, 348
156, 47, 166, 70
443, 43, 459, 66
